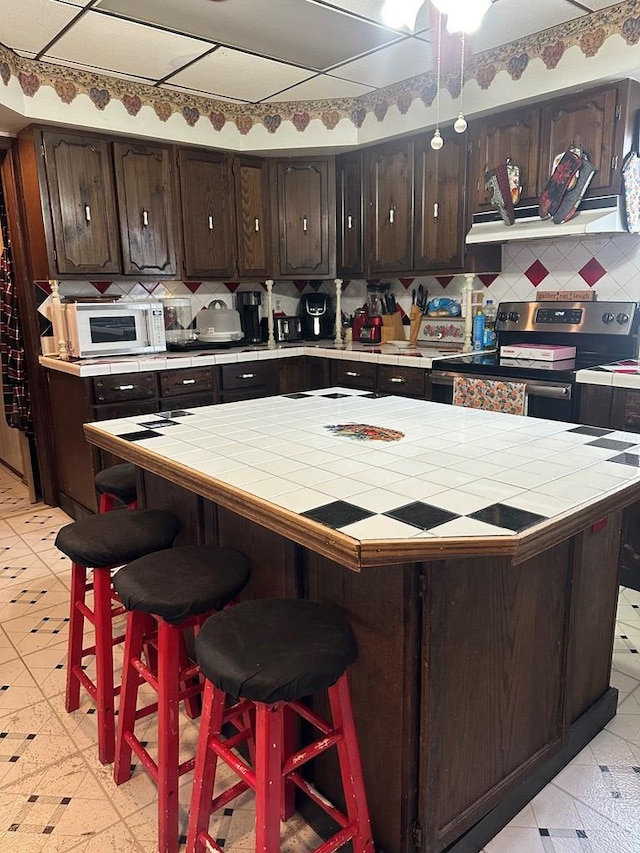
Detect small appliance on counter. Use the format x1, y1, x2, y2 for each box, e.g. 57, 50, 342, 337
353, 283, 390, 344
194, 300, 243, 344
261, 315, 303, 343
236, 291, 262, 343
299, 292, 333, 340
60, 300, 166, 358
160, 297, 195, 345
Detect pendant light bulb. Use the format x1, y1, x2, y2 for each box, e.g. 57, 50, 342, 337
454, 113, 467, 134
430, 129, 444, 150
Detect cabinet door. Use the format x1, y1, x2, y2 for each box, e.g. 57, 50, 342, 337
469, 107, 541, 212
368, 140, 414, 273
336, 152, 364, 277
178, 149, 235, 279
540, 87, 620, 196
233, 155, 272, 279
276, 159, 336, 278
42, 131, 121, 275
113, 141, 178, 276
414, 132, 465, 271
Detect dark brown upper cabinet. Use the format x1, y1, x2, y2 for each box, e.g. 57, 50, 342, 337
113, 141, 178, 277
469, 107, 542, 212
275, 158, 336, 278
336, 151, 365, 278
41, 131, 121, 276
414, 131, 467, 271
367, 139, 414, 274
178, 148, 235, 279
233, 155, 272, 279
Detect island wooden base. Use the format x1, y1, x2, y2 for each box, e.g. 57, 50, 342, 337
140, 472, 623, 853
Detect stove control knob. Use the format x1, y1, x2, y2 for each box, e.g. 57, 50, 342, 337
602, 312, 615, 324
497, 311, 508, 322
616, 312, 630, 325
508, 311, 520, 322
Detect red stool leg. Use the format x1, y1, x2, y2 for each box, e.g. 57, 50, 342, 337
254, 702, 284, 853
157, 620, 181, 853
93, 568, 117, 765
328, 674, 375, 853
65, 562, 87, 713
186, 682, 226, 853
114, 610, 146, 785
98, 492, 115, 513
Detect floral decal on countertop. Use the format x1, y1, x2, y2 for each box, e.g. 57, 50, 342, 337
0, 1, 638, 135
325, 424, 405, 442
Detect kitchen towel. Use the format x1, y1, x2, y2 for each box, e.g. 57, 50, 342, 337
485, 163, 515, 225
539, 148, 583, 219
452, 376, 527, 416
622, 110, 640, 234
553, 152, 597, 224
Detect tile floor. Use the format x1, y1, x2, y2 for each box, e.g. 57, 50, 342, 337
2, 462, 640, 852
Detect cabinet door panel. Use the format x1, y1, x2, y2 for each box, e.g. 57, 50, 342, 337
336, 152, 364, 277
368, 141, 414, 273
234, 155, 272, 278
414, 133, 465, 271
179, 149, 235, 278
43, 132, 121, 275
470, 108, 541, 211
541, 87, 619, 195
113, 142, 177, 276
277, 160, 335, 277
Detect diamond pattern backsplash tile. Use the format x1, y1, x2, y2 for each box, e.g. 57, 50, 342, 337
524, 259, 550, 287
579, 257, 607, 287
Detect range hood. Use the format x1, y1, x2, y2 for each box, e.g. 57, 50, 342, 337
465, 195, 629, 244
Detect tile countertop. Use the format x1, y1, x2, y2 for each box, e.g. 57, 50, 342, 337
39, 341, 473, 377
576, 359, 640, 390
83, 388, 640, 570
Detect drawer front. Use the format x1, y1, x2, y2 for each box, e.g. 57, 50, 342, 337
160, 367, 215, 398
378, 364, 425, 398
92, 400, 159, 421
93, 372, 157, 403
331, 360, 377, 390
221, 361, 271, 390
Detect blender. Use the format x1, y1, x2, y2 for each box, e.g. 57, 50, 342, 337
355, 283, 389, 344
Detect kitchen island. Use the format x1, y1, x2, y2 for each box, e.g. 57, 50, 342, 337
84, 389, 640, 853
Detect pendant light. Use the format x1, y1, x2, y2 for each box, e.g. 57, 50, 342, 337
453, 32, 467, 134
430, 10, 443, 151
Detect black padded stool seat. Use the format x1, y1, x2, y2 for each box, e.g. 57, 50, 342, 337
113, 545, 251, 624
55, 509, 180, 568
195, 598, 357, 704
94, 463, 137, 505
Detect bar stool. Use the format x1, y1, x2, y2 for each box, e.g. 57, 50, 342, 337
94, 463, 138, 512
55, 509, 181, 765
112, 545, 251, 853
187, 598, 375, 853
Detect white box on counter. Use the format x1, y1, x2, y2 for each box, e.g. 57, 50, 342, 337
499, 343, 577, 361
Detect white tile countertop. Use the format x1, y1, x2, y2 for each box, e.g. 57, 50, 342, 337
83, 388, 640, 570
576, 359, 640, 389
39, 341, 473, 377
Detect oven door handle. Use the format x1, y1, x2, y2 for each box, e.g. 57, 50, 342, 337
430, 371, 572, 399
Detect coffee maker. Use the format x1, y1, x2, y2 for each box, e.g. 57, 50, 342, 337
299, 293, 333, 340
236, 291, 262, 343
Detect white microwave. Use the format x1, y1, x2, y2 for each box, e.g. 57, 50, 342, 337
63, 301, 166, 358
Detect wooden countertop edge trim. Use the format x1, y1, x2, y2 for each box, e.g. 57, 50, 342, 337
358, 537, 519, 566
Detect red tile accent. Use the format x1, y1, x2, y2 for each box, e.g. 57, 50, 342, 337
435, 276, 454, 288
183, 281, 202, 294
90, 281, 112, 295
578, 258, 606, 287
365, 279, 380, 286
524, 260, 549, 287
223, 282, 240, 292
293, 282, 307, 293
478, 274, 498, 287
34, 280, 52, 294
398, 278, 415, 289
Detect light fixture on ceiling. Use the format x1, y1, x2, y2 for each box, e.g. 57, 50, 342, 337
453, 32, 467, 134
381, 0, 490, 34
430, 10, 443, 150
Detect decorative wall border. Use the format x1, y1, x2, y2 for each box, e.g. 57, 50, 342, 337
0, 1, 638, 135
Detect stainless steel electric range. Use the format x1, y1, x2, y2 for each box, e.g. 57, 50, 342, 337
431, 300, 639, 422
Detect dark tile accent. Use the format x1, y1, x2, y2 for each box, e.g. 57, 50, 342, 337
302, 501, 374, 529
43, 826, 54, 834
157, 410, 194, 418
586, 438, 637, 451
567, 426, 614, 436
362, 392, 389, 398
138, 419, 179, 428
599, 765, 610, 772
179, 835, 187, 845
608, 452, 640, 467
576, 830, 587, 838
116, 430, 163, 442
539, 828, 550, 836
28, 795, 38, 803
283, 393, 311, 399
384, 502, 459, 531
223, 807, 234, 816
471, 503, 546, 532
321, 392, 351, 398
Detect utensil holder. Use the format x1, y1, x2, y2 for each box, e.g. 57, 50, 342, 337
409, 305, 422, 346
381, 312, 405, 343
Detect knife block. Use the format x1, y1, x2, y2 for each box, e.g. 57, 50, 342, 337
408, 305, 422, 346
381, 311, 405, 343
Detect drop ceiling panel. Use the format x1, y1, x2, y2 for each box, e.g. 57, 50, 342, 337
580, 0, 627, 8
169, 48, 315, 103
330, 37, 434, 88
41, 12, 214, 81
96, 0, 401, 70
1, 0, 80, 55
472, 0, 586, 53
161, 83, 247, 104
262, 74, 375, 103
41, 55, 154, 86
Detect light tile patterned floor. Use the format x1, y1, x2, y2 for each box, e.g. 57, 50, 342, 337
1, 463, 640, 852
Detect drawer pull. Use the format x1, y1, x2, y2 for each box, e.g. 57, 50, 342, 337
181, 379, 196, 385
345, 371, 360, 378
142, 209, 149, 227
208, 214, 214, 231
390, 377, 406, 384
433, 202, 439, 219
84, 204, 91, 223
302, 216, 308, 233
347, 214, 353, 230
116, 384, 135, 391
254, 217, 260, 232
238, 373, 256, 380
389, 207, 395, 224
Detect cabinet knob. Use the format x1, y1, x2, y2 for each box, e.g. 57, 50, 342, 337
347, 214, 353, 230
254, 217, 260, 232
84, 204, 91, 223
238, 373, 256, 380
142, 209, 149, 227
345, 370, 360, 377
181, 378, 196, 385
208, 214, 214, 231
302, 216, 308, 233
389, 207, 395, 224
116, 384, 135, 391
433, 202, 439, 219
390, 377, 406, 383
